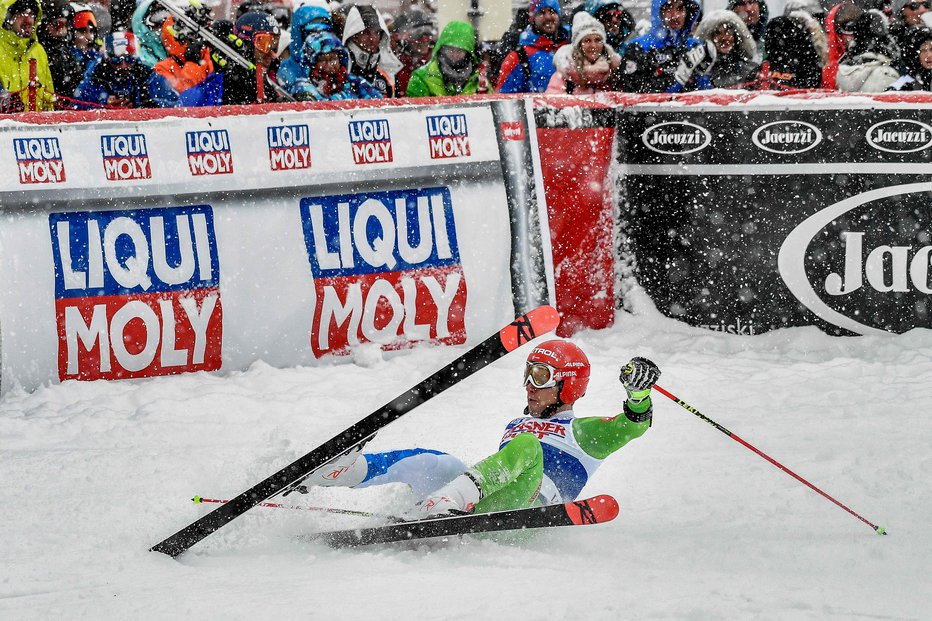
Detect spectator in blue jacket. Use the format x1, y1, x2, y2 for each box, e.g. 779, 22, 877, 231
289, 30, 382, 100
277, 0, 331, 93
74, 30, 179, 108
496, 0, 569, 93
619, 0, 711, 92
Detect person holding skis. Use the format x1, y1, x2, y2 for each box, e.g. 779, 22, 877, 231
293, 340, 659, 519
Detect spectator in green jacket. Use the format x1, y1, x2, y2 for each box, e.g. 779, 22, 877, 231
406, 20, 479, 96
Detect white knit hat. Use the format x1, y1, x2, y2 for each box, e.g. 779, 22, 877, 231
571, 10, 607, 48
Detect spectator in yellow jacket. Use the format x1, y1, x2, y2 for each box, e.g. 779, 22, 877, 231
0, 0, 55, 110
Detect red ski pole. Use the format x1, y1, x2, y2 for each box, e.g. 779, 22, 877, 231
652, 384, 887, 535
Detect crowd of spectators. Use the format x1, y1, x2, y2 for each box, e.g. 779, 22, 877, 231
3, 0, 932, 112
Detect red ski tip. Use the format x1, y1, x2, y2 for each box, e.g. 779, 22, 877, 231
566, 494, 620, 525
500, 306, 560, 352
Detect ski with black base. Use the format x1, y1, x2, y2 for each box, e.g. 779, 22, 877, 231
310, 494, 620, 548
150, 306, 560, 557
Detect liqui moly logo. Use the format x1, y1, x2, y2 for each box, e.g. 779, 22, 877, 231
866, 119, 932, 153
427, 114, 470, 159
101, 134, 151, 181
348, 119, 392, 164
752, 121, 822, 154
300, 187, 467, 357
49, 206, 223, 381
185, 130, 233, 176
641, 122, 711, 154
778, 182, 932, 336
14, 137, 66, 184
268, 124, 311, 171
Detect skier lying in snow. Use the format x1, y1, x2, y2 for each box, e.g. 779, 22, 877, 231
292, 339, 660, 518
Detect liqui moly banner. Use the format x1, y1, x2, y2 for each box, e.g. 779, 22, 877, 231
300, 187, 467, 357
49, 206, 222, 381
619, 102, 932, 336
0, 100, 522, 392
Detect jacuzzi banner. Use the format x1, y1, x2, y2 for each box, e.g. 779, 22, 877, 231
0, 101, 520, 392
619, 103, 932, 336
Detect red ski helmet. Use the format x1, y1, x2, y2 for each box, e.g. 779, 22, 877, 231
525, 339, 590, 404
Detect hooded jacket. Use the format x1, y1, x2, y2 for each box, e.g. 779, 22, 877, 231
290, 30, 382, 100
406, 20, 479, 97
694, 9, 761, 88
131, 0, 168, 67
546, 11, 621, 93
620, 0, 708, 92
277, 2, 331, 90
73, 54, 180, 108
0, 0, 55, 109
760, 10, 827, 89
836, 9, 901, 91
339, 4, 401, 97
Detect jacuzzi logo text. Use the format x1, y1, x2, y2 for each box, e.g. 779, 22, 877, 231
348, 119, 393, 164
427, 114, 470, 159
49, 206, 223, 381
101, 134, 151, 181
301, 187, 467, 357
14, 137, 65, 184
268, 124, 311, 170
185, 129, 233, 176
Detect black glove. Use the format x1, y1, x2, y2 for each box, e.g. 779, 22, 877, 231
620, 357, 661, 403
184, 39, 205, 63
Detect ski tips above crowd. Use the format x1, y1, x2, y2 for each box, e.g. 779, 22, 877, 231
2, 0, 932, 112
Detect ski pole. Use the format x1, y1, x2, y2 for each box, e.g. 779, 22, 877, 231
192, 496, 403, 522
652, 384, 887, 535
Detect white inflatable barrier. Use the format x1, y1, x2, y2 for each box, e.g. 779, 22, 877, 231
0, 101, 542, 392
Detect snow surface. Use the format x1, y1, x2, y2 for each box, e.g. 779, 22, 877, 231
1, 289, 929, 620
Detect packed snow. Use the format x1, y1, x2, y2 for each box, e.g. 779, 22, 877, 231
1, 289, 929, 620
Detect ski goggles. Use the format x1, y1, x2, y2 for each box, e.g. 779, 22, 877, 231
253, 32, 279, 55
524, 362, 557, 389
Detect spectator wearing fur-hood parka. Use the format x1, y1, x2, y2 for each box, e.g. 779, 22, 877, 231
546, 10, 621, 93
694, 9, 760, 88
758, 10, 827, 88
836, 9, 901, 91
727, 0, 770, 49
888, 24, 932, 88
338, 4, 402, 97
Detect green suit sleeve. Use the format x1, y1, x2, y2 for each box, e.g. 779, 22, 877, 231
572, 400, 652, 460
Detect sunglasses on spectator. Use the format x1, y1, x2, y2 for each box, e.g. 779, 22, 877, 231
110, 56, 134, 65
524, 363, 558, 389
905, 1, 930, 8
253, 32, 278, 54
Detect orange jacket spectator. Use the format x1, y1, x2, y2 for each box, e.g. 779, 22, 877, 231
153, 16, 212, 92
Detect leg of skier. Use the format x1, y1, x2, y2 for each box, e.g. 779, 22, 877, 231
290, 448, 468, 500
413, 432, 547, 517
